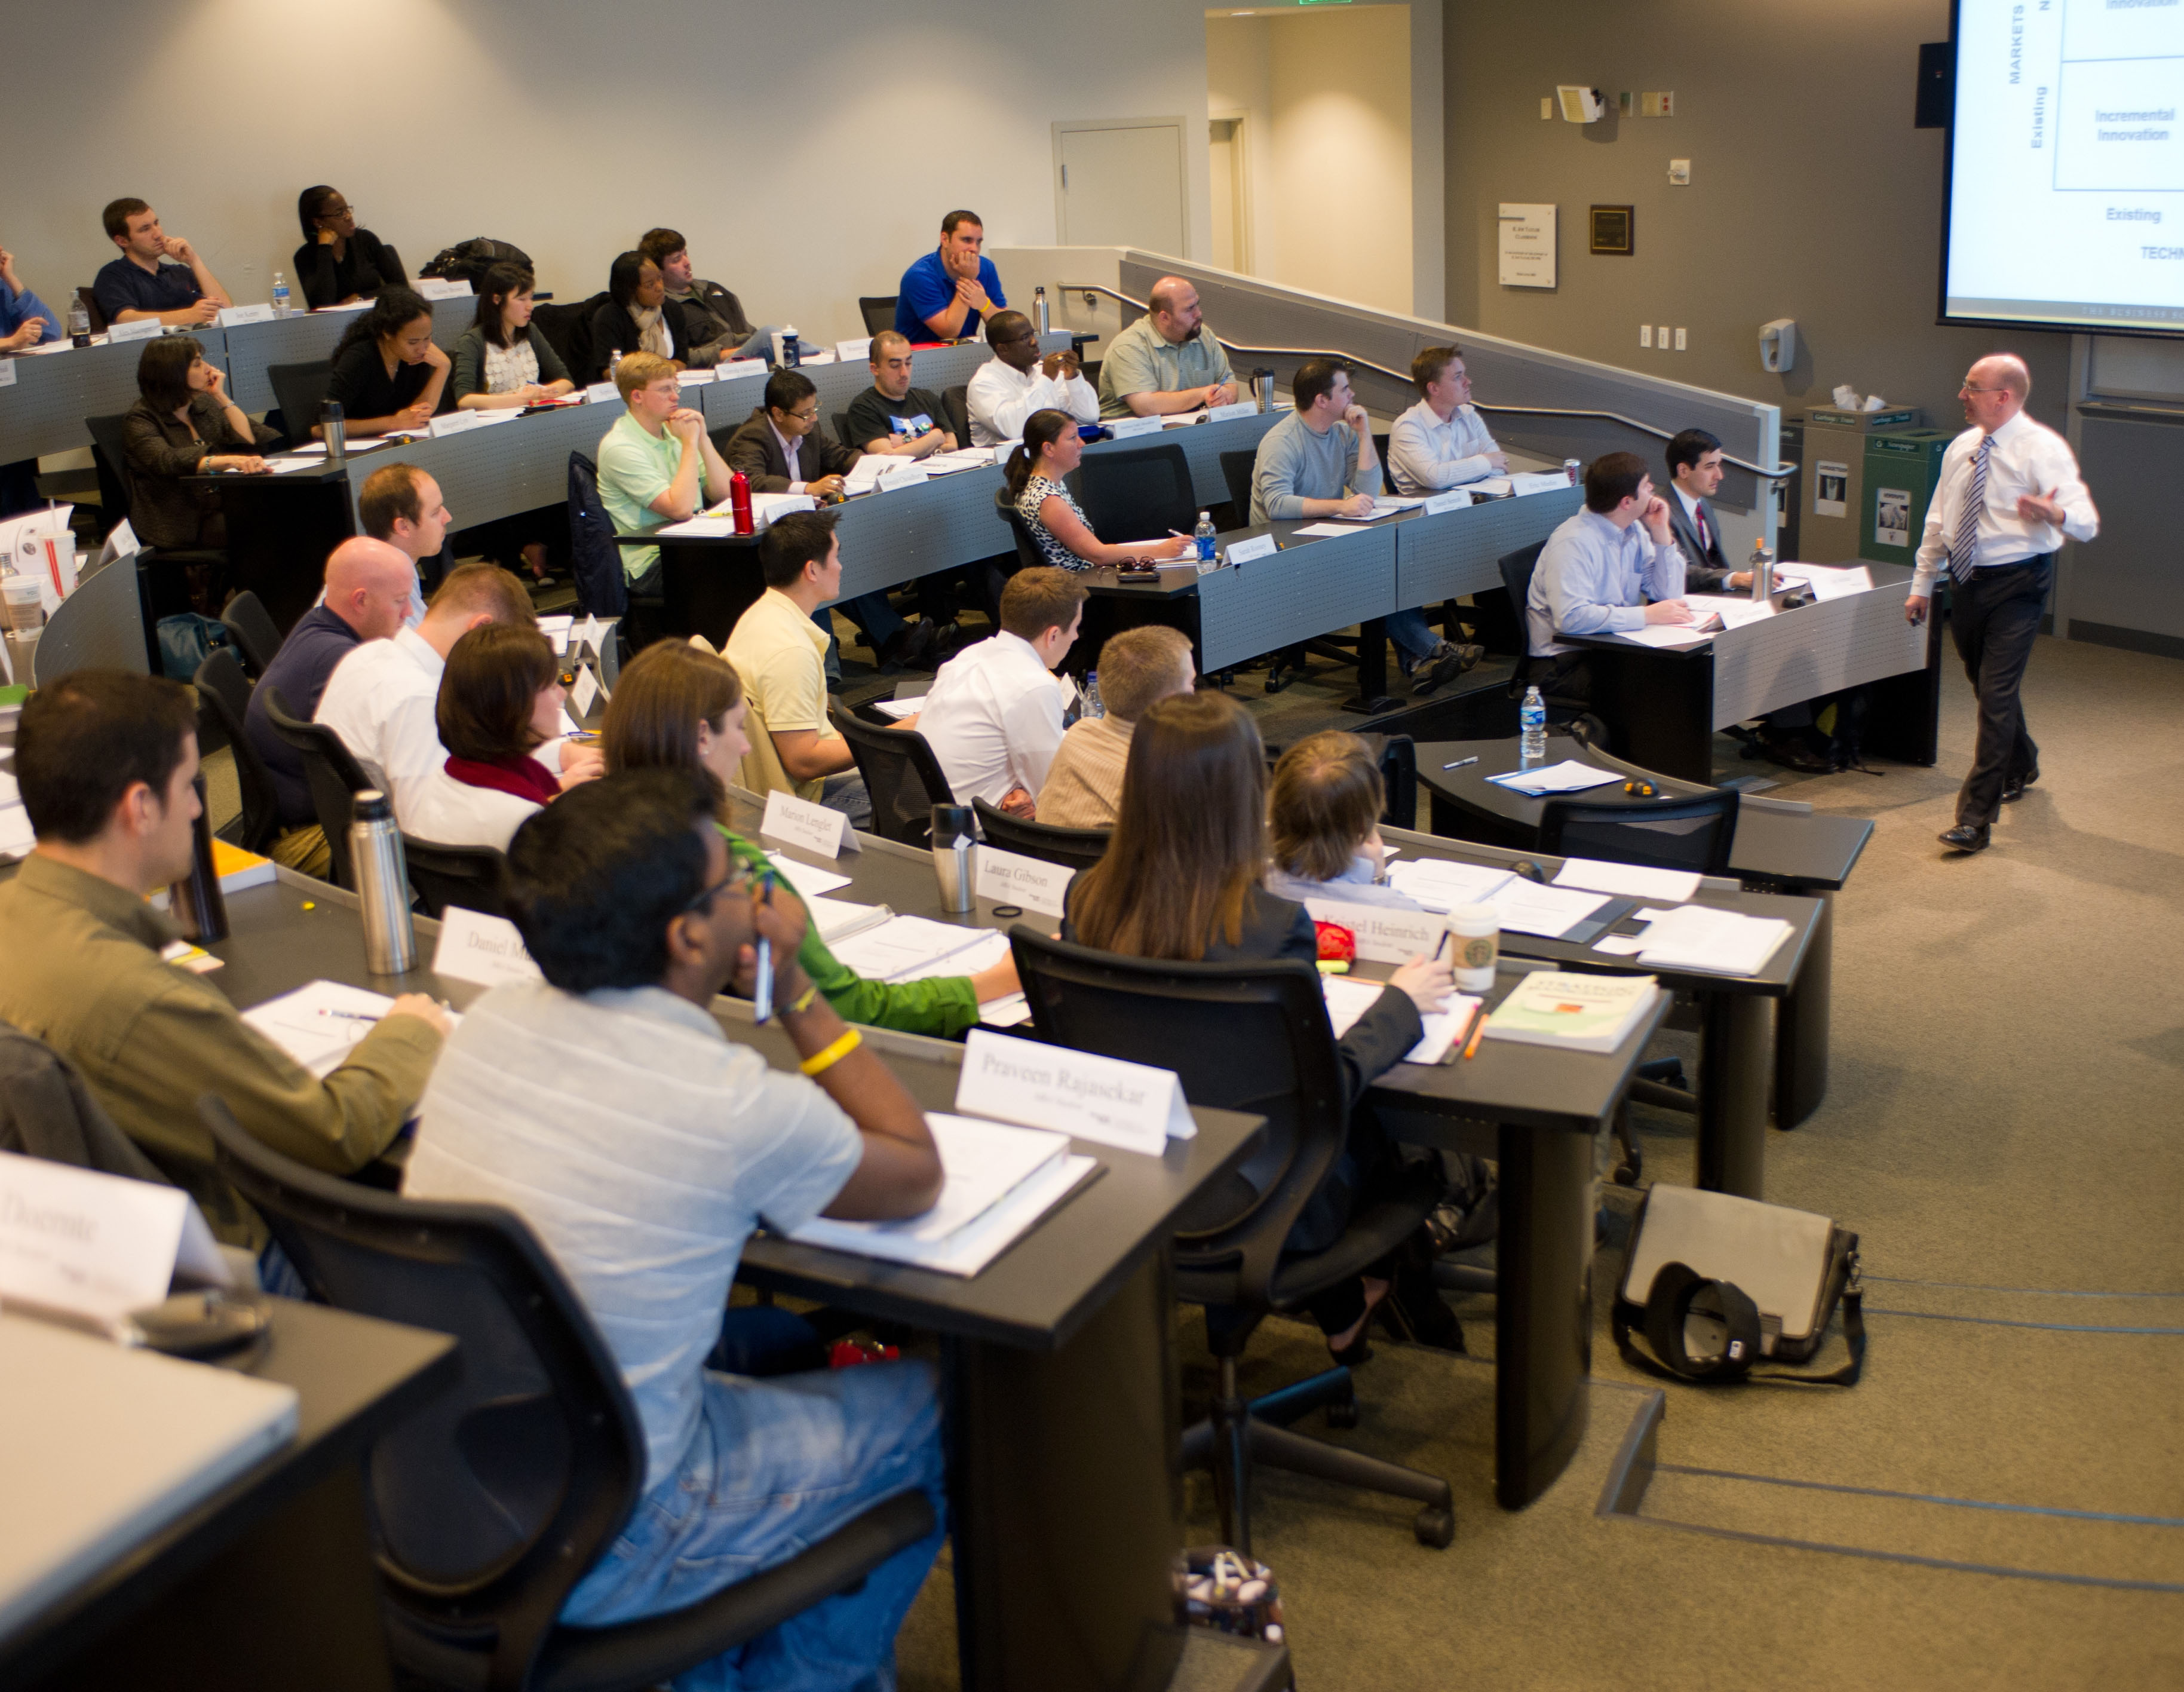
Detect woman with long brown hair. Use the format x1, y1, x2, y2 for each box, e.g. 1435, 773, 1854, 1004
1064, 691, 1462, 1359
601, 640, 1017, 1035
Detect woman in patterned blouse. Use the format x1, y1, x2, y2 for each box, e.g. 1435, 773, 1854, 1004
1004, 408, 1194, 572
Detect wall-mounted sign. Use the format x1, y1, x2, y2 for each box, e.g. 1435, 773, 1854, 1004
1589, 205, 1635, 256
1498, 203, 1556, 289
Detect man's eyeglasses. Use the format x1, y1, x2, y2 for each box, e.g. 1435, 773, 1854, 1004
682, 860, 767, 918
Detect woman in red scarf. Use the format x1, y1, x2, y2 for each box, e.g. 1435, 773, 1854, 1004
405, 624, 594, 851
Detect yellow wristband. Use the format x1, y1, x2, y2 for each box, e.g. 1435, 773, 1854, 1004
799, 1027, 861, 1077
787, 982, 820, 1017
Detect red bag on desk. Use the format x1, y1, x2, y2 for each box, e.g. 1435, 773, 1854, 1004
1312, 919, 1355, 966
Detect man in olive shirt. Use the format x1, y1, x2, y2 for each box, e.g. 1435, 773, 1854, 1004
1097, 276, 1238, 419
0, 671, 447, 1247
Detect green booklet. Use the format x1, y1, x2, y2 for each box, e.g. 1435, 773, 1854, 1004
1483, 970, 1658, 1053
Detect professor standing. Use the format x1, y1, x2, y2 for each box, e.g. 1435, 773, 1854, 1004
1906, 354, 2097, 854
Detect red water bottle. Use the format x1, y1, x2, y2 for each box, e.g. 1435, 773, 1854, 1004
729, 468, 753, 536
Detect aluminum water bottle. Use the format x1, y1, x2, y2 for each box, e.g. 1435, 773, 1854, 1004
68, 295, 92, 348
1749, 538, 1775, 602
729, 468, 753, 535
320, 399, 346, 467
271, 272, 292, 317
349, 790, 416, 976
1194, 510, 1217, 563
1519, 686, 1548, 767
1034, 286, 1050, 335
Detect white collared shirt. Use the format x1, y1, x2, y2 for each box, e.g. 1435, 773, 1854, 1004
913, 629, 1067, 805
965, 358, 1099, 447
1912, 411, 2097, 594
402, 767, 541, 853
1672, 483, 1711, 548
1386, 400, 1500, 494
768, 418, 808, 494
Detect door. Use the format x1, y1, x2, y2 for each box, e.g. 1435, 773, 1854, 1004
1207, 115, 1251, 272
1054, 119, 1188, 257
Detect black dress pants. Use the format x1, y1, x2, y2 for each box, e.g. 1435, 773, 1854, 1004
1948, 554, 2051, 827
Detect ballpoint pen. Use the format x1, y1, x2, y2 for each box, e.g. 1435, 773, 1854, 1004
751, 870, 775, 1022
1443, 756, 1480, 771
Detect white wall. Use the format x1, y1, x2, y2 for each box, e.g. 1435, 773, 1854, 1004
9, 0, 1219, 347
1204, 7, 1418, 317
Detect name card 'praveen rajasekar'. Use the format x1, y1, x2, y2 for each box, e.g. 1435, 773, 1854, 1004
955, 1029, 1194, 1156
761, 789, 852, 858
1301, 897, 1444, 965
431, 907, 545, 989
973, 845, 1074, 916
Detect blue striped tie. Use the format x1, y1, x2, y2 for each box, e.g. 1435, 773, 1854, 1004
1949, 434, 1992, 586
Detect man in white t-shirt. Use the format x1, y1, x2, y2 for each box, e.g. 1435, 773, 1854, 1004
913, 567, 1085, 817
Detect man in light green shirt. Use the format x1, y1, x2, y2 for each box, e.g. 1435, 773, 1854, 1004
596, 351, 735, 590
1096, 275, 1238, 419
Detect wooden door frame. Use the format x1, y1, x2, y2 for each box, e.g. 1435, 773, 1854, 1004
1051, 117, 1191, 256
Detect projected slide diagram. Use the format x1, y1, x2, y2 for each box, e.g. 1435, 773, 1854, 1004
2054, 2, 2184, 191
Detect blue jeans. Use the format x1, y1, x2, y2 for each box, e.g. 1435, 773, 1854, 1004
1387, 606, 1443, 666
817, 594, 909, 659
562, 1328, 946, 1692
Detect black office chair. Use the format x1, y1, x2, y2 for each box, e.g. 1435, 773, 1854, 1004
84, 411, 230, 665
75, 285, 108, 336
1217, 447, 1256, 525
832, 412, 855, 452
1497, 540, 1604, 741
827, 702, 951, 847
1071, 441, 1197, 543
219, 590, 283, 678
992, 485, 1046, 573
1010, 930, 1456, 1554
971, 798, 1109, 873
198, 1098, 937, 1692
266, 361, 333, 452
858, 296, 899, 338
1538, 789, 1740, 878
941, 384, 971, 450
260, 685, 372, 889
191, 649, 282, 855
403, 836, 510, 919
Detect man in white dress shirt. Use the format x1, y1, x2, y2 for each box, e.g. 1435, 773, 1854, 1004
1387, 346, 1508, 495
1907, 354, 2097, 854
316, 562, 603, 829
913, 567, 1087, 817
967, 311, 1097, 447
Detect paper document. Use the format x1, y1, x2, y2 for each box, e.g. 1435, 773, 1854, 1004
1321, 977, 1482, 1065
659, 516, 741, 537
1486, 760, 1620, 797
872, 698, 922, 719
1633, 905, 1792, 976
1370, 497, 1425, 514
803, 897, 894, 945
1382, 857, 1517, 913
266, 458, 323, 475
1592, 934, 1648, 955
1489, 881, 1614, 940
763, 851, 851, 899
1620, 625, 1713, 648
830, 915, 998, 983
240, 981, 397, 1078
1553, 857, 1701, 903
1777, 563, 1875, 602
1292, 522, 1370, 538
1685, 594, 1774, 631
922, 447, 995, 474
977, 993, 1030, 1027
281, 437, 386, 456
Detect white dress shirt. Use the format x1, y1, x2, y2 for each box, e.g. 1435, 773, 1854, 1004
316, 625, 568, 830
401, 767, 541, 853
769, 419, 811, 495
913, 630, 1067, 805
1911, 411, 2097, 594
966, 358, 1099, 447
1386, 400, 1501, 494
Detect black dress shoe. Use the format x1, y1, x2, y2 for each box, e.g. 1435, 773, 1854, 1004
1938, 822, 1991, 853
879, 619, 939, 674
2002, 764, 2039, 802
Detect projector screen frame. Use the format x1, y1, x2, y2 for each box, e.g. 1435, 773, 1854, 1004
1935, 0, 2184, 344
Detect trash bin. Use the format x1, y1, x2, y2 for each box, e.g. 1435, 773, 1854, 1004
1861, 429, 1952, 562
1794, 405, 1919, 561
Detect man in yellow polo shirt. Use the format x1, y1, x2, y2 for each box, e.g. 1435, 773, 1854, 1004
596, 351, 735, 593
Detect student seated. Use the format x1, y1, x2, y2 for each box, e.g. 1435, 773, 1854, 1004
1265, 731, 1424, 910
1005, 409, 1192, 573
1096, 275, 1235, 419
1525, 450, 1691, 704
1036, 624, 1194, 830
1063, 691, 1460, 1357
93, 198, 231, 327
586, 250, 689, 382
0, 241, 61, 514
638, 226, 777, 367
894, 209, 1005, 344
722, 510, 872, 825
244, 538, 422, 876
317, 561, 598, 829
602, 639, 1018, 1031
843, 332, 957, 461
452, 263, 574, 410
352, 462, 444, 618
594, 351, 735, 596
914, 566, 1085, 817
402, 770, 946, 1684
0, 670, 446, 1250
121, 335, 276, 549
292, 186, 405, 310
1387, 345, 1508, 495
404, 624, 594, 851
967, 311, 1097, 446
321, 288, 451, 437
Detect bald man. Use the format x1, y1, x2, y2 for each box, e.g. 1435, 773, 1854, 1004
1097, 276, 1238, 418
1908, 354, 2098, 853
244, 538, 421, 874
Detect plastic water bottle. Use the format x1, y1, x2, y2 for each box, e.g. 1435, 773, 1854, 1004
1193, 510, 1217, 563
1519, 686, 1547, 767
609, 348, 622, 376
271, 272, 291, 317
67, 295, 91, 348
1082, 672, 1104, 718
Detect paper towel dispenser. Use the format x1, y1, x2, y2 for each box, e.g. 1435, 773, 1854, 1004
1759, 319, 1797, 374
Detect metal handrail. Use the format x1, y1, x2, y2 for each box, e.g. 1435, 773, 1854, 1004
1061, 281, 1798, 481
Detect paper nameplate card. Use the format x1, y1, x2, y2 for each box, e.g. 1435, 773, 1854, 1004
0, 1151, 232, 1333
716, 358, 768, 381
761, 789, 852, 857
107, 318, 164, 345
1302, 897, 1446, 965
1105, 415, 1164, 440
217, 303, 276, 328
1423, 489, 1474, 516
1225, 533, 1279, 565
955, 1029, 1194, 1155
1206, 400, 1260, 424
415, 277, 474, 300
570, 614, 603, 660
0, 360, 13, 389
677, 369, 714, 386
431, 907, 545, 988
1512, 470, 1573, 496
584, 381, 619, 404
427, 410, 486, 439
568, 663, 601, 718
837, 336, 873, 363
973, 845, 1075, 917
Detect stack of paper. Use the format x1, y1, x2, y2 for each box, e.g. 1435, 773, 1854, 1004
922, 447, 995, 476
830, 916, 1002, 984
1619, 624, 1713, 648
872, 698, 922, 719
1486, 761, 1620, 796
1488, 880, 1614, 939
240, 981, 398, 1078
784, 1113, 1088, 1276
1384, 858, 1517, 912
1321, 976, 1481, 1065
1465, 476, 1514, 499
1685, 594, 1775, 630
1776, 563, 1875, 602
764, 852, 851, 899
802, 897, 894, 945
1631, 905, 1792, 975
1553, 857, 1701, 902
1377, 857, 1612, 938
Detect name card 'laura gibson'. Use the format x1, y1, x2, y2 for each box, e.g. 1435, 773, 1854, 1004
955, 1029, 1194, 1156
973, 845, 1073, 916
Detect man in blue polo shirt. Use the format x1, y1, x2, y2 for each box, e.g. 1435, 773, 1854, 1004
92, 199, 232, 327
893, 209, 1006, 344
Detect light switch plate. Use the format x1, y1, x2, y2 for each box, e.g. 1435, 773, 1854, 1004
1657, 325, 1670, 349
1668, 158, 1692, 185
1674, 327, 1688, 351
1541, 96, 1553, 119
1640, 325, 1652, 348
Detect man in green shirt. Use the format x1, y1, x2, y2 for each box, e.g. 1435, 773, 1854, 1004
596, 351, 735, 591
1097, 275, 1239, 419
0, 671, 446, 1247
